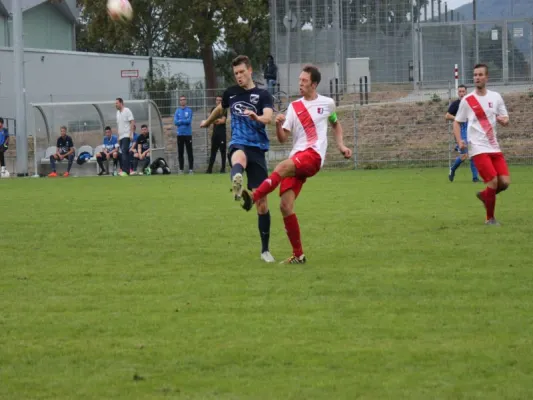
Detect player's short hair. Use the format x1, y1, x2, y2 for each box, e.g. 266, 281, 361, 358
179, 95, 186, 99
216, 94, 223, 99
141, 124, 148, 129
116, 97, 124, 104
458, 84, 467, 90
0, 118, 4, 124
232, 55, 252, 69
302, 64, 321, 85
104, 126, 111, 131
60, 125, 67, 131
474, 63, 489, 74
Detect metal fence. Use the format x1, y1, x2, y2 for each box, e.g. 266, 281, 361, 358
269, 0, 533, 91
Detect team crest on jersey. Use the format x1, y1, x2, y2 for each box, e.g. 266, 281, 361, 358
250, 94, 259, 105
317, 107, 324, 114
488, 102, 493, 108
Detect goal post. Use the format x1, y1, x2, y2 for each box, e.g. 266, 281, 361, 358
28, 99, 165, 176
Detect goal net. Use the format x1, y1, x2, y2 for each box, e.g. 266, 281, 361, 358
29, 100, 165, 175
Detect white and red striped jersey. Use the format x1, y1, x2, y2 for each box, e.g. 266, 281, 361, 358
454, 90, 508, 157
282, 94, 336, 166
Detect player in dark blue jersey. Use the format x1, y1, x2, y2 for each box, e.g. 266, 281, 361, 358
446, 85, 479, 182
201, 55, 275, 263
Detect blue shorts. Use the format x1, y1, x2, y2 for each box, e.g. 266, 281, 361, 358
228, 144, 268, 190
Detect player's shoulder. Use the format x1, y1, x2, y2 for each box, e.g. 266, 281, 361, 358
487, 89, 504, 101
224, 85, 244, 96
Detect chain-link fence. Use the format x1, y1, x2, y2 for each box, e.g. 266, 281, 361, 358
270, 0, 533, 93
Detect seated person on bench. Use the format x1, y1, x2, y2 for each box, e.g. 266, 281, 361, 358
131, 124, 151, 175
48, 126, 75, 177
128, 125, 140, 174
97, 126, 119, 175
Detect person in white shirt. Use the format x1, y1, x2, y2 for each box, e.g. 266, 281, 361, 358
454, 63, 510, 226
115, 97, 135, 176
240, 64, 352, 264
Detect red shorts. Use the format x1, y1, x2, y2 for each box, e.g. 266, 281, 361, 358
471, 152, 509, 183
279, 148, 322, 198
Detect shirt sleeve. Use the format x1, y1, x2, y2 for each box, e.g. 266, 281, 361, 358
282, 104, 295, 132
260, 90, 273, 111
447, 100, 459, 116
454, 98, 468, 123
497, 94, 509, 117
222, 89, 230, 109
127, 109, 134, 122
56, 138, 61, 148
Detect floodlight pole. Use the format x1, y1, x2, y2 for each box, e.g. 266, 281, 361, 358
13, 0, 28, 176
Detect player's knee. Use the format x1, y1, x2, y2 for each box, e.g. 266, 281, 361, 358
498, 177, 510, 191
279, 197, 293, 216
255, 197, 268, 214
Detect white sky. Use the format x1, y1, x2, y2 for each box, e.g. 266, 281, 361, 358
445, 0, 471, 10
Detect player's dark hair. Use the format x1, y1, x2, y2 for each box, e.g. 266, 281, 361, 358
232, 55, 252, 69
458, 84, 467, 90
105, 126, 111, 131
180, 95, 186, 99
216, 94, 223, 99
0, 118, 4, 124
60, 125, 67, 131
116, 97, 124, 104
474, 63, 489, 74
302, 64, 321, 85
141, 124, 148, 129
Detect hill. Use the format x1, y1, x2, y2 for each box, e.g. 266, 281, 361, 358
453, 0, 533, 21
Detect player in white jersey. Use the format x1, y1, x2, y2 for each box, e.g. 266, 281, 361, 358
241, 65, 352, 264
454, 63, 510, 226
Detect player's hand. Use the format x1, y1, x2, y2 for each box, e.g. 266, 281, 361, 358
200, 120, 209, 128
459, 140, 467, 150
243, 109, 259, 121
58, 154, 64, 161
496, 116, 508, 126
275, 114, 286, 125
339, 146, 352, 159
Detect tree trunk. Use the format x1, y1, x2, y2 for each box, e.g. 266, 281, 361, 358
201, 41, 218, 106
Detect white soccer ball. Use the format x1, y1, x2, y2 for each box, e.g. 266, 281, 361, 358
1, 170, 10, 178
156, 167, 163, 175
107, 0, 133, 21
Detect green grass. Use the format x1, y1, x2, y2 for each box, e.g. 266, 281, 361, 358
1, 167, 533, 399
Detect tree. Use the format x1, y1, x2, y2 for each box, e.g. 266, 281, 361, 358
76, 0, 270, 95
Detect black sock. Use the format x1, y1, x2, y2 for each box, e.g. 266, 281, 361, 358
258, 211, 271, 253
231, 163, 244, 181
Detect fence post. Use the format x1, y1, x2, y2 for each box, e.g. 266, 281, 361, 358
364, 76, 369, 105
353, 106, 358, 169
447, 81, 452, 169
359, 77, 363, 106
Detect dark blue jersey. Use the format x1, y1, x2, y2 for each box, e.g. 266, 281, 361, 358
448, 99, 468, 140
222, 85, 272, 151
56, 135, 74, 154
0, 129, 8, 146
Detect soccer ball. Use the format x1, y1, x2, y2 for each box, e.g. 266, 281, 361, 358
107, 0, 133, 21
1, 170, 10, 178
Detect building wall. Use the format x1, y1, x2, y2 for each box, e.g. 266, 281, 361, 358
0, 15, 6, 47
5, 2, 74, 50
0, 48, 206, 118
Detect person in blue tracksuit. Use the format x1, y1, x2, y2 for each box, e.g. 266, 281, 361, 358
174, 95, 194, 174
0, 118, 9, 174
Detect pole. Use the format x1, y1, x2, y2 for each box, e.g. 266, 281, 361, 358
13, 0, 28, 176
460, 24, 465, 84
454, 64, 459, 92
447, 81, 452, 169
473, 0, 479, 64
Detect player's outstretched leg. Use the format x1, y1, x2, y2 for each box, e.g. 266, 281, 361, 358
230, 149, 246, 201
241, 159, 295, 211
449, 155, 463, 182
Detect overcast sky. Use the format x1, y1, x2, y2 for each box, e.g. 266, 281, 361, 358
445, 0, 471, 10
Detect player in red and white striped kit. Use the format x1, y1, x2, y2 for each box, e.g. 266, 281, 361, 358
454, 63, 510, 226
241, 64, 352, 264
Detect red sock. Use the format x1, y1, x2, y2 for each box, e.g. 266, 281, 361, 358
253, 171, 282, 202
481, 187, 497, 220
283, 213, 303, 257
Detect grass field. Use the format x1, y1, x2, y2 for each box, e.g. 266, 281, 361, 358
1, 167, 533, 399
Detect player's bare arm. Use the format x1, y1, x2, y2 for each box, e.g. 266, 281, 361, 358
330, 119, 352, 158
453, 120, 466, 149
244, 107, 273, 125
445, 112, 455, 121
496, 115, 509, 126
275, 114, 289, 143
200, 104, 223, 128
